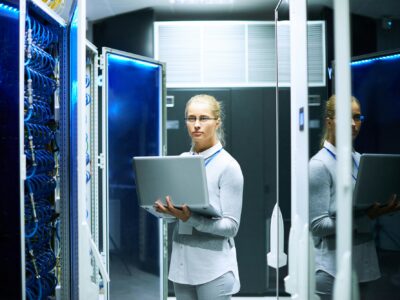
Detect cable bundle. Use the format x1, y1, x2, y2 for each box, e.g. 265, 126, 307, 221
25, 123, 54, 145
26, 150, 55, 178
25, 44, 56, 76
24, 98, 52, 123
25, 66, 57, 99
24, 14, 59, 300
26, 16, 58, 49
25, 246, 58, 300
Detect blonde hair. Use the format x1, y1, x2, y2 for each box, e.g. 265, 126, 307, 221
185, 94, 225, 146
320, 94, 361, 148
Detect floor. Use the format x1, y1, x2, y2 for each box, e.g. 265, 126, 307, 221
102, 296, 287, 300
109, 253, 160, 300
109, 253, 290, 300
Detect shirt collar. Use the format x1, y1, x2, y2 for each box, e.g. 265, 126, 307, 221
190, 142, 223, 158
324, 140, 356, 155
323, 140, 336, 155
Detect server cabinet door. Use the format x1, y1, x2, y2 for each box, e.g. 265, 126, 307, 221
70, 3, 101, 300
102, 48, 166, 300
0, 2, 24, 299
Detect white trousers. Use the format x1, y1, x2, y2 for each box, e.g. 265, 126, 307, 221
173, 271, 235, 300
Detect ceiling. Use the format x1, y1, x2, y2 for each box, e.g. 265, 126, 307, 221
87, 0, 400, 23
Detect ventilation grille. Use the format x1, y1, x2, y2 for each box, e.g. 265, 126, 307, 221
155, 21, 325, 87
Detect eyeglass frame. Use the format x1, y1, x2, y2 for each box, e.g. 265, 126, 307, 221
328, 114, 365, 122
352, 114, 364, 122
184, 115, 218, 124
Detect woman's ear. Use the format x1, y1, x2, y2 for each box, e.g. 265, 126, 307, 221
326, 117, 333, 129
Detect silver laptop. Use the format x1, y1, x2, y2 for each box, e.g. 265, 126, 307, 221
132, 155, 221, 218
353, 153, 400, 210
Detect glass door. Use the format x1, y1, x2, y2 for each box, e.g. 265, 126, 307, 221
102, 48, 166, 300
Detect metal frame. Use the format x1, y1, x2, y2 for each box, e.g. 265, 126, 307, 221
86, 39, 100, 285
59, 16, 71, 300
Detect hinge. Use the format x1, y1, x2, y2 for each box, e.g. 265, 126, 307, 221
98, 54, 105, 71
98, 153, 105, 169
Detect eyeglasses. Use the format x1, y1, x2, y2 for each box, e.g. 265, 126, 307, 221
353, 114, 365, 122
185, 116, 218, 124
330, 115, 365, 122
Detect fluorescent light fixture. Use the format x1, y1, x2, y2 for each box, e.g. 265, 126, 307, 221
169, 0, 234, 4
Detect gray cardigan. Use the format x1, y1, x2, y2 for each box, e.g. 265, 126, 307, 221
309, 141, 380, 282
168, 143, 243, 289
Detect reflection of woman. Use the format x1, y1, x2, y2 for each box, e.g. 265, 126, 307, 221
309, 95, 399, 300
155, 94, 244, 300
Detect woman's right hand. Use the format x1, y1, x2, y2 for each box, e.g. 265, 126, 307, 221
367, 194, 400, 219
154, 195, 192, 222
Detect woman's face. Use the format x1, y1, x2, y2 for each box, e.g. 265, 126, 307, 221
186, 101, 220, 150
351, 101, 362, 141
327, 100, 362, 144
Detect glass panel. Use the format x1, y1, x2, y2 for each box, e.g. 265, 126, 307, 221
0, 3, 22, 299
106, 52, 162, 300
309, 12, 400, 300
351, 52, 400, 299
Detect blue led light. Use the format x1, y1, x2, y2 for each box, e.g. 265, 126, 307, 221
108, 53, 160, 69
71, 6, 78, 27
0, 2, 19, 17
351, 53, 400, 66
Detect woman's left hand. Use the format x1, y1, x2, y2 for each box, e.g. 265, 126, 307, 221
154, 195, 192, 222
367, 194, 400, 219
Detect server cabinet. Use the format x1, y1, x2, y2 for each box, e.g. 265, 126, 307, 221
0, 1, 167, 299
0, 1, 106, 299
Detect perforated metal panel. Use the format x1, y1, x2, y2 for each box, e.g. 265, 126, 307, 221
155, 21, 326, 87
157, 24, 202, 83
248, 23, 275, 82
203, 23, 246, 83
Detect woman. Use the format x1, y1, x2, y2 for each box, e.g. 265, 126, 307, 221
154, 94, 244, 300
309, 95, 399, 299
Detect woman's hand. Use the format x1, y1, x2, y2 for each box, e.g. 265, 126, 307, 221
367, 194, 400, 219
154, 195, 192, 222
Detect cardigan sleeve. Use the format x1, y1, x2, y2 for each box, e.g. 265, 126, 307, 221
309, 159, 336, 238
186, 160, 244, 238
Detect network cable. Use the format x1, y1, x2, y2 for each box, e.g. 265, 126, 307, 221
24, 14, 59, 300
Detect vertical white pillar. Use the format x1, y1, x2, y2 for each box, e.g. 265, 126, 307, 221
286, 0, 311, 299
77, 0, 97, 299
333, 0, 353, 300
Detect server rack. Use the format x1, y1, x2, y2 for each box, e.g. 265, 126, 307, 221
0, 1, 167, 299
0, 0, 108, 299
